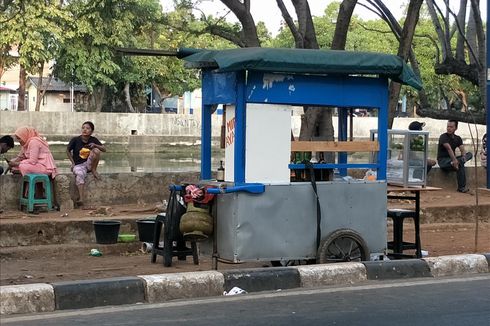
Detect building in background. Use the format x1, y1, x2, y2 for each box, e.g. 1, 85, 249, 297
26, 77, 88, 112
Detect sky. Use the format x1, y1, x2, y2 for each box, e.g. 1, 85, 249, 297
161, 0, 487, 37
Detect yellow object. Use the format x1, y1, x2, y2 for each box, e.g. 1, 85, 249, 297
79, 147, 90, 159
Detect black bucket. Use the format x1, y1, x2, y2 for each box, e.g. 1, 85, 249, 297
136, 218, 156, 242
93, 220, 121, 244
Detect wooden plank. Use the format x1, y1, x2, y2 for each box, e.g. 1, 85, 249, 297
291, 141, 379, 152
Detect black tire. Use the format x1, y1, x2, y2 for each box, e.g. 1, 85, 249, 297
317, 229, 369, 264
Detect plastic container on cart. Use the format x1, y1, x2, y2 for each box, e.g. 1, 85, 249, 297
371, 129, 429, 187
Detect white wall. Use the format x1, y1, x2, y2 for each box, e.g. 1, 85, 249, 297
0, 111, 486, 141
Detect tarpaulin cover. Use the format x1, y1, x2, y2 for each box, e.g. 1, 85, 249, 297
177, 47, 423, 90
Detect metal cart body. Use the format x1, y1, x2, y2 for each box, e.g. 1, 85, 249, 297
216, 181, 387, 262
177, 48, 422, 263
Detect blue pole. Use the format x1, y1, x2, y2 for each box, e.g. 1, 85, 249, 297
234, 71, 246, 183
486, 2, 490, 189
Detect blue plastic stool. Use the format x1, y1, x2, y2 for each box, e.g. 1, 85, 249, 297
19, 174, 53, 213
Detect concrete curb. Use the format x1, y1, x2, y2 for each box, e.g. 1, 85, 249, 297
363, 259, 432, 280
52, 277, 145, 310
1, 253, 489, 315
0, 283, 55, 315
422, 254, 489, 277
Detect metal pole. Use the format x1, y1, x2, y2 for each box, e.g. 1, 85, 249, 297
70, 81, 74, 112
486, 3, 490, 189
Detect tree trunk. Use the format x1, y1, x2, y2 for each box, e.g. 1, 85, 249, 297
219, 0, 260, 47
387, 0, 423, 129
331, 0, 357, 50
123, 82, 135, 113
455, 0, 467, 61
469, 0, 486, 114
34, 64, 53, 112
91, 86, 106, 112
17, 65, 26, 111
416, 104, 485, 124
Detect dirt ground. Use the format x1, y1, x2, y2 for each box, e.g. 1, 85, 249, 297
1, 188, 489, 286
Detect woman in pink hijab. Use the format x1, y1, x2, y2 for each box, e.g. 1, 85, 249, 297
8, 126, 58, 178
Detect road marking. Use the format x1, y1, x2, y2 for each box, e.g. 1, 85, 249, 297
3, 274, 489, 323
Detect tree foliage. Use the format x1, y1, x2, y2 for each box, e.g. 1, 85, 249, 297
1, 0, 486, 122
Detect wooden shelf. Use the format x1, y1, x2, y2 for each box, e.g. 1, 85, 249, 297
291, 140, 379, 152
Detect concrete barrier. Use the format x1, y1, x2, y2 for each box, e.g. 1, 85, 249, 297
222, 267, 301, 293
423, 254, 489, 277
52, 277, 146, 310
139, 271, 224, 303
0, 172, 200, 211
0, 283, 55, 315
363, 260, 432, 280
295, 263, 367, 287
1, 254, 489, 315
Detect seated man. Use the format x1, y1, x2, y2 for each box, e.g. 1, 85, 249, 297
437, 120, 473, 193
0, 135, 15, 175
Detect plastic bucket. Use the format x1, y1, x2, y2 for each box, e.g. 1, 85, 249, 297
93, 220, 121, 244
136, 218, 156, 243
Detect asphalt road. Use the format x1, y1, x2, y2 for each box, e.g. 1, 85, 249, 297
3, 275, 490, 326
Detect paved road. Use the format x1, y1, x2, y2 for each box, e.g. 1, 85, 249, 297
3, 275, 490, 326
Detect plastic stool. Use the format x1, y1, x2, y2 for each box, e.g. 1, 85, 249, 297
19, 174, 53, 213
387, 208, 421, 259
151, 213, 198, 267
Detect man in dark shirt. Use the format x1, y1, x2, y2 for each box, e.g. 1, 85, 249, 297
437, 120, 472, 192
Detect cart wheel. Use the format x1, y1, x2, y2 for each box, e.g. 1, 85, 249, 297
317, 229, 369, 264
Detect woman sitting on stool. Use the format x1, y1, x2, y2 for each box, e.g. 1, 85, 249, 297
8, 126, 58, 178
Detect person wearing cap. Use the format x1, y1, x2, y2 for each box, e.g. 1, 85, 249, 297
408, 121, 436, 173
437, 120, 473, 193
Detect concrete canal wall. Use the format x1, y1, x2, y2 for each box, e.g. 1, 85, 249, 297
0, 168, 487, 211
1, 111, 487, 147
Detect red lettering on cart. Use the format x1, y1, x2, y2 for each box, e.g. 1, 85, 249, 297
225, 130, 235, 147
227, 117, 236, 133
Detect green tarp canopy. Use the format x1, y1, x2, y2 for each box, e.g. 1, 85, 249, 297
177, 47, 423, 90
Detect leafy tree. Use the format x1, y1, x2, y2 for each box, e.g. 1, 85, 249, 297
0, 0, 69, 111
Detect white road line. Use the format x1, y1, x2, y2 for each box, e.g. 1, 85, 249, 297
3, 274, 489, 323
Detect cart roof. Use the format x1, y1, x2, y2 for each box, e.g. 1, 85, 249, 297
178, 47, 422, 90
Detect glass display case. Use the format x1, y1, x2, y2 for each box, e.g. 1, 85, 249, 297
371, 129, 429, 187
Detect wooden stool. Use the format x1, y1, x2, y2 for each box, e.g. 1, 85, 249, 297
19, 174, 53, 213
387, 208, 421, 258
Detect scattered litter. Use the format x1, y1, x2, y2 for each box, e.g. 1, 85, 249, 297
141, 242, 153, 253
421, 250, 429, 257
89, 249, 102, 257
223, 287, 247, 296
88, 206, 113, 216
60, 213, 68, 217
23, 275, 33, 279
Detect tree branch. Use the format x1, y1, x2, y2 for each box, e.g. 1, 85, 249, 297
276, 0, 303, 48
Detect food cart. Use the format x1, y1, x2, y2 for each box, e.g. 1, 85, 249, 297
175, 47, 422, 265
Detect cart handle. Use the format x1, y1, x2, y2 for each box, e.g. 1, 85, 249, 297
169, 183, 265, 194
206, 183, 265, 194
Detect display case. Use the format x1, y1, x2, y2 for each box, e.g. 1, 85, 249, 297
371, 129, 429, 187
